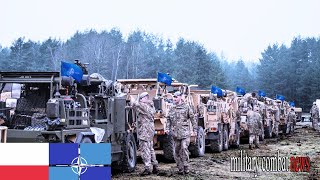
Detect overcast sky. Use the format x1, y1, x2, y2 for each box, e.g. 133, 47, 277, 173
0, 0, 319, 62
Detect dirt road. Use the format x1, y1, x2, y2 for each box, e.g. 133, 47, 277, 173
113, 122, 320, 180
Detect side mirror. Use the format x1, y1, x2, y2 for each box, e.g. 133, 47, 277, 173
6, 98, 17, 108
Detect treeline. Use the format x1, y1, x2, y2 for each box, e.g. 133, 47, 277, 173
257, 37, 320, 110
0, 29, 319, 110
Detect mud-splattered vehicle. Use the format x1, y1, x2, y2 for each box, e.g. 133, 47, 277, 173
190, 89, 240, 153
0, 60, 137, 172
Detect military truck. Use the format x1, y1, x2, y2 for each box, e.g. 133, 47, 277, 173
276, 100, 290, 134
115, 79, 204, 161
294, 107, 302, 122
0, 60, 137, 172
190, 89, 240, 153
237, 92, 266, 142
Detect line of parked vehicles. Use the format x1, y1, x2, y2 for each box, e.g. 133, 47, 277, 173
0, 60, 302, 172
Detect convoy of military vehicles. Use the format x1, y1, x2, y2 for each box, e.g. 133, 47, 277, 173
0, 60, 300, 172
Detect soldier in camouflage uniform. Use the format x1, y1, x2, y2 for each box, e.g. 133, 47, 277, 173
165, 91, 197, 175
286, 108, 296, 134
131, 92, 158, 176
271, 102, 280, 137
310, 102, 319, 131
247, 105, 261, 149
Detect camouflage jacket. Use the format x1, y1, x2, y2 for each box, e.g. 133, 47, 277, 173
287, 111, 296, 123
310, 105, 319, 119
271, 106, 280, 122
247, 110, 262, 135
166, 102, 197, 140
132, 100, 156, 141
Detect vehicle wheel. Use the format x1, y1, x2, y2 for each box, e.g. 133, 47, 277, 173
163, 134, 175, 161
265, 122, 272, 138
80, 137, 92, 143
121, 133, 137, 172
190, 126, 205, 157
223, 125, 229, 151
259, 129, 265, 141
210, 128, 223, 153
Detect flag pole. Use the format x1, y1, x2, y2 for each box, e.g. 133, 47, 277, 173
156, 72, 160, 98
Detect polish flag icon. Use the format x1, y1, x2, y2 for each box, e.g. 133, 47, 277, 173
0, 143, 111, 180
0, 143, 49, 180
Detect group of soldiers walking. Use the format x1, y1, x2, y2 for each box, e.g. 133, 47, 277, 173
130, 91, 196, 176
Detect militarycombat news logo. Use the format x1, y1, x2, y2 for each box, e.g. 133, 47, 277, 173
50, 143, 111, 180
230, 150, 310, 174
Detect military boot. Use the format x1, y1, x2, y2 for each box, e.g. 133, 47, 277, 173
184, 166, 190, 174
152, 165, 159, 174
140, 169, 151, 176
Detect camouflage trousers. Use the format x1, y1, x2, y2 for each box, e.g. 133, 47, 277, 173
286, 122, 294, 134
139, 140, 158, 170
273, 121, 279, 136
174, 138, 190, 171
312, 118, 319, 131
249, 134, 259, 147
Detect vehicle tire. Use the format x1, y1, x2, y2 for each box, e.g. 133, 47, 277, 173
121, 133, 137, 172
190, 126, 205, 157
265, 122, 272, 138
210, 128, 223, 153
223, 125, 229, 151
272, 125, 279, 138
163, 134, 175, 162
80, 137, 92, 143
259, 129, 265, 141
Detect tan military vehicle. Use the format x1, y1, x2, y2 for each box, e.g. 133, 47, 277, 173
116, 79, 204, 161
190, 89, 240, 152
237, 92, 266, 141
294, 107, 302, 122
276, 100, 290, 134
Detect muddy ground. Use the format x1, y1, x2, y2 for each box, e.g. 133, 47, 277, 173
113, 122, 320, 180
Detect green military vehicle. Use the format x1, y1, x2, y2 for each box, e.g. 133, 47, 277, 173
0, 60, 137, 172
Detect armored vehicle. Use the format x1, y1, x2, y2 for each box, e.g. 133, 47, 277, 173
0, 60, 137, 172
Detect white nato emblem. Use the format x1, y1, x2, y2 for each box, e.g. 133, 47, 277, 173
71, 157, 88, 175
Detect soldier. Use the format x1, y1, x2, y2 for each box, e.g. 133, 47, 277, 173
247, 105, 261, 149
310, 102, 319, 131
165, 91, 197, 175
131, 92, 158, 176
272, 102, 280, 137
286, 108, 296, 134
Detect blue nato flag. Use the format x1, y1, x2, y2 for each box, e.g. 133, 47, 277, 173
211, 86, 223, 97
289, 101, 295, 107
61, 61, 84, 83
258, 90, 266, 97
276, 94, 285, 101
236, 87, 246, 95
157, 72, 172, 86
